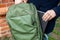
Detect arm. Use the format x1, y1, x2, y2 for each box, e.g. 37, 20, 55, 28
42, 1, 60, 21
53, 0, 60, 16
53, 5, 60, 16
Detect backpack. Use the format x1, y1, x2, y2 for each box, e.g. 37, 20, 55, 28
6, 3, 42, 40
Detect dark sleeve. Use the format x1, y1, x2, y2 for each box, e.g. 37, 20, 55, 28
53, 0, 60, 16
53, 5, 60, 16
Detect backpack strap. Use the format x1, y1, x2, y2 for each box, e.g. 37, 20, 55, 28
37, 11, 48, 33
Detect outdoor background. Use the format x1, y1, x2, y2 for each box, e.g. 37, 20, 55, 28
49, 17, 60, 40
0, 0, 60, 40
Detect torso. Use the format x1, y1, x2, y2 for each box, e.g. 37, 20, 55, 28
28, 0, 59, 11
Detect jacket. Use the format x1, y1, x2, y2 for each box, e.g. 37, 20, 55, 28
28, 0, 60, 34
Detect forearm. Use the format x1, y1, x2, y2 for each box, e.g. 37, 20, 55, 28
53, 5, 60, 16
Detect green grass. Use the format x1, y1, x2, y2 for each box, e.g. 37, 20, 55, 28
49, 36, 56, 40
54, 17, 60, 36
49, 17, 60, 40
53, 30, 60, 36
55, 23, 60, 27
55, 17, 60, 27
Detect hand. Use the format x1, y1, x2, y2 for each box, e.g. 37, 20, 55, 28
42, 10, 56, 22
15, 0, 28, 4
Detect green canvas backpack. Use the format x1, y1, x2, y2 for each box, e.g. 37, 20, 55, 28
6, 3, 42, 40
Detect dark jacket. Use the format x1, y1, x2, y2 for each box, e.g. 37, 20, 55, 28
28, 0, 60, 34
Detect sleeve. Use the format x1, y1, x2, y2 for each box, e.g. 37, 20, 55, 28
53, 0, 60, 16
53, 5, 60, 16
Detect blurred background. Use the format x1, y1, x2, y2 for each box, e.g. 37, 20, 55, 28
0, 0, 60, 40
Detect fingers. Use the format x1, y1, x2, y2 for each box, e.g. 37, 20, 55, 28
42, 11, 51, 21
42, 10, 56, 22
44, 14, 51, 21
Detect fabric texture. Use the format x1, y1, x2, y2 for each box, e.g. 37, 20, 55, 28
6, 3, 42, 40
37, 11, 48, 33
28, 0, 60, 34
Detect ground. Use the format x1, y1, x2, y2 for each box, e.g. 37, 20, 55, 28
49, 17, 60, 40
